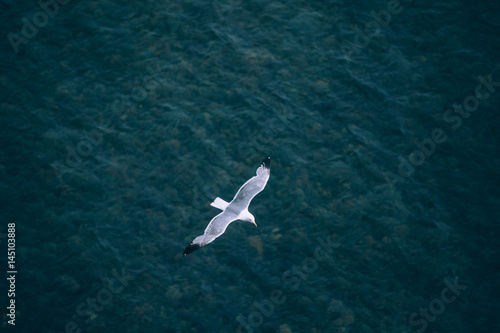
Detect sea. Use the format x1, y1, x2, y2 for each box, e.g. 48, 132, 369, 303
1, 0, 499, 332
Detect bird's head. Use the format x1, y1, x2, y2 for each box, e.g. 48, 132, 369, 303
242, 211, 257, 227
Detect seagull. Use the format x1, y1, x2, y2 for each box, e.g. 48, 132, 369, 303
183, 157, 271, 255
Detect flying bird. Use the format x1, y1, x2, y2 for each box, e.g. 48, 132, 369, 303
183, 157, 271, 255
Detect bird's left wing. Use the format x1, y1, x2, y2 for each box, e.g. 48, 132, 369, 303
183, 211, 236, 255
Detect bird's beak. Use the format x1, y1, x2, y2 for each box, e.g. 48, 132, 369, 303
252, 221, 257, 227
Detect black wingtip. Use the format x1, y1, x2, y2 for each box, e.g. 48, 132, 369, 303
183, 243, 202, 256
262, 157, 271, 169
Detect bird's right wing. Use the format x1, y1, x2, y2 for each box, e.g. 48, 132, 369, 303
229, 157, 271, 209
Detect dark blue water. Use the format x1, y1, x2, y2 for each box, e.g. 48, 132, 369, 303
1, 0, 499, 332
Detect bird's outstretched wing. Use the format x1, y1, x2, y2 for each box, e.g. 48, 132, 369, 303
228, 157, 271, 210
183, 211, 236, 255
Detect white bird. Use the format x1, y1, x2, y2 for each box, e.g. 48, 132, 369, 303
183, 157, 271, 255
